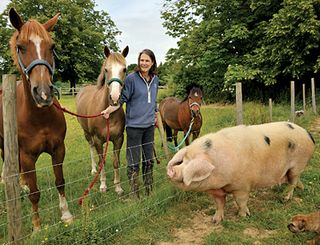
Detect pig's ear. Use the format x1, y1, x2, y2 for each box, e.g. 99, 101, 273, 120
167, 147, 187, 168
183, 158, 215, 186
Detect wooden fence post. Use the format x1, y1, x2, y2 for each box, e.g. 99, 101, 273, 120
269, 98, 272, 122
236, 82, 243, 125
290, 81, 295, 122
2, 74, 23, 244
311, 77, 317, 114
302, 83, 306, 112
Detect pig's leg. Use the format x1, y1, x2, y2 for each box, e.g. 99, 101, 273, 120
233, 190, 250, 217
207, 189, 226, 224
284, 169, 301, 201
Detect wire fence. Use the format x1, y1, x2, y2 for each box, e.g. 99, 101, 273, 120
1, 78, 320, 244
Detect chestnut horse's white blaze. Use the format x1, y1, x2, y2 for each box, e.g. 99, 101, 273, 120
30, 33, 43, 59
76, 46, 129, 195
31, 35, 46, 95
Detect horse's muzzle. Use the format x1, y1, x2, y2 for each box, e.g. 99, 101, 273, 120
32, 84, 54, 107
109, 94, 120, 106
191, 109, 201, 118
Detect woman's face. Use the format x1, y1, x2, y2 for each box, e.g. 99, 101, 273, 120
139, 53, 154, 73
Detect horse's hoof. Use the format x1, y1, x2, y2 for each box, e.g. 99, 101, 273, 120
61, 212, 73, 224
33, 226, 41, 233
116, 188, 124, 196
91, 169, 97, 175
100, 186, 107, 193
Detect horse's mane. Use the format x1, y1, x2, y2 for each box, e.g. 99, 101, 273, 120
10, 20, 52, 69
181, 86, 203, 102
97, 52, 126, 88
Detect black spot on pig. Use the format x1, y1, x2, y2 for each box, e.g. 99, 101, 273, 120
203, 139, 212, 149
264, 136, 271, 146
287, 123, 294, 130
288, 141, 295, 151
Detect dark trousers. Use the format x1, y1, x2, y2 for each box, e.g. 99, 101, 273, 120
126, 126, 155, 173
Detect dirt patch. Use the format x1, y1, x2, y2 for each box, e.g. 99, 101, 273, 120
157, 211, 223, 245
243, 227, 276, 239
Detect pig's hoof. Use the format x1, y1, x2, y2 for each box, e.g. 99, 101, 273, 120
212, 214, 223, 225
284, 193, 293, 202
239, 208, 250, 217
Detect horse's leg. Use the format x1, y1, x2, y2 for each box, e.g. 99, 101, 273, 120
192, 130, 200, 142
184, 130, 190, 146
112, 135, 124, 195
94, 138, 107, 192
84, 131, 97, 175
51, 143, 73, 225
20, 151, 41, 231
173, 130, 178, 147
89, 144, 97, 175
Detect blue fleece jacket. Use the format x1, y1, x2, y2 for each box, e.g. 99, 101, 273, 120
120, 71, 159, 128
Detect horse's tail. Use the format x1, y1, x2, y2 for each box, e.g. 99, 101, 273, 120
165, 124, 173, 142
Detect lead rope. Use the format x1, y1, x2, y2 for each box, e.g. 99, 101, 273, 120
168, 117, 195, 152
53, 102, 110, 205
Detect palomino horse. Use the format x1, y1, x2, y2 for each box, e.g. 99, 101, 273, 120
0, 8, 73, 231
159, 86, 203, 147
76, 46, 128, 195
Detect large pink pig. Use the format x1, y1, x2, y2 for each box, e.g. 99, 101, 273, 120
167, 122, 315, 224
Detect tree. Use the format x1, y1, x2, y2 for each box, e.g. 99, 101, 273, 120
0, 0, 120, 88
161, 0, 320, 102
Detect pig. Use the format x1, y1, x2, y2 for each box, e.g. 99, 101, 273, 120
167, 121, 315, 224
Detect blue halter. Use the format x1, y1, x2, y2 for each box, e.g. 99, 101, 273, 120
16, 47, 55, 81
106, 77, 123, 86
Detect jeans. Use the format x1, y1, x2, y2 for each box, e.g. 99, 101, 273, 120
126, 126, 155, 173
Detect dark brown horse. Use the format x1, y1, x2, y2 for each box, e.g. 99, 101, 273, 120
76, 46, 128, 195
0, 8, 73, 231
159, 86, 203, 147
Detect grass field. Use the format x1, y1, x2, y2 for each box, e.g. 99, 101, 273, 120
0, 95, 319, 244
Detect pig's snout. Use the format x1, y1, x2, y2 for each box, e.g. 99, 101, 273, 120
167, 167, 175, 178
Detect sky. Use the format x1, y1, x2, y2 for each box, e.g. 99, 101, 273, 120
0, 0, 178, 65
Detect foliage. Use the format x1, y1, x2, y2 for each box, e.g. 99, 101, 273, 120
161, 0, 320, 102
0, 0, 120, 86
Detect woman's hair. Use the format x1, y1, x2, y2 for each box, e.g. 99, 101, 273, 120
135, 49, 157, 75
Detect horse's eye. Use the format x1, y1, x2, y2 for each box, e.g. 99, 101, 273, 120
123, 68, 127, 73
17, 45, 26, 54
104, 68, 108, 73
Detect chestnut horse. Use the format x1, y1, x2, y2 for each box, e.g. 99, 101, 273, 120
76, 46, 128, 195
0, 9, 73, 231
159, 86, 203, 147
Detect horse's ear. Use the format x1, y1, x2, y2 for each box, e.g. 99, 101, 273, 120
9, 8, 24, 31
43, 13, 60, 32
104, 46, 111, 58
122, 46, 129, 58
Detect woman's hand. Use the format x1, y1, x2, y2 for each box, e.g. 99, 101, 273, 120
101, 105, 120, 119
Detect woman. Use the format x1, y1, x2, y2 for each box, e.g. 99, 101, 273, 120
102, 49, 159, 198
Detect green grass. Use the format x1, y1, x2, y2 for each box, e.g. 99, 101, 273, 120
0, 95, 319, 244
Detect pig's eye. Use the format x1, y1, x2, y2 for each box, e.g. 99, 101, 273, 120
176, 161, 183, 166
